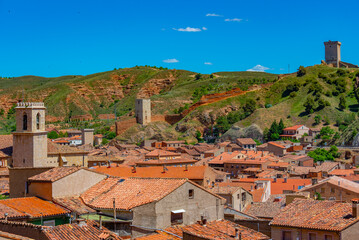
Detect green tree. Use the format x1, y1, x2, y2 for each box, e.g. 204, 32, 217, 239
102, 138, 109, 145
297, 66, 306, 77
314, 115, 322, 125
243, 99, 256, 116
47, 131, 59, 139
339, 95, 346, 110
304, 97, 315, 113
278, 119, 285, 133
195, 73, 202, 80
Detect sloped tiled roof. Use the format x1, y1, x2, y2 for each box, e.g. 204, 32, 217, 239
81, 177, 188, 210
270, 198, 359, 231
145, 149, 181, 157
94, 166, 208, 180
28, 167, 81, 182
244, 202, 283, 219
53, 197, 96, 215
43, 220, 122, 240
283, 125, 304, 131
236, 138, 256, 145
300, 176, 359, 194
0, 197, 69, 219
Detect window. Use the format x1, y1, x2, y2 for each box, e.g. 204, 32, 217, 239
237, 194, 240, 199
282, 231, 291, 240
23, 113, 28, 130
325, 235, 333, 240
36, 113, 40, 130
242, 192, 246, 201
309, 233, 316, 240
321, 188, 325, 193
171, 212, 183, 225
188, 189, 194, 199
331, 188, 335, 193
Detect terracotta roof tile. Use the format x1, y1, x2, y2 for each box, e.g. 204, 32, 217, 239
0, 135, 13, 157
28, 167, 81, 182
236, 138, 256, 145
145, 149, 181, 157
81, 177, 188, 210
270, 198, 359, 231
94, 166, 208, 180
283, 125, 304, 131
43, 220, 122, 240
244, 202, 283, 219
53, 197, 96, 215
0, 197, 69, 219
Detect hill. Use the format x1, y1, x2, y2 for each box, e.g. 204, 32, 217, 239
1, 65, 359, 145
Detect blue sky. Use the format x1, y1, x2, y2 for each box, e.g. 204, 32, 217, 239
1, 0, 359, 77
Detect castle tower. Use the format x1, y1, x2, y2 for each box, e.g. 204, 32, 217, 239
135, 99, 151, 125
82, 129, 94, 146
12, 102, 48, 167
324, 41, 341, 67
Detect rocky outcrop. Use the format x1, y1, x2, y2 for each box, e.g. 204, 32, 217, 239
221, 124, 263, 141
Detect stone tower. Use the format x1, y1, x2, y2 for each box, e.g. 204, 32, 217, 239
135, 99, 151, 125
12, 102, 48, 167
324, 41, 341, 67
82, 129, 94, 146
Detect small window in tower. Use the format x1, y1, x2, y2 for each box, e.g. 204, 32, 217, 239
23, 114, 28, 130
36, 113, 40, 130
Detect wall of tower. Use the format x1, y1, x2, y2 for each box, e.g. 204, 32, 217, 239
135, 99, 151, 125
12, 102, 48, 168
324, 41, 341, 67
82, 129, 94, 146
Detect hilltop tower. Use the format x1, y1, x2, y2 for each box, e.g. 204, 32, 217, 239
324, 41, 341, 67
135, 99, 151, 125
12, 102, 48, 167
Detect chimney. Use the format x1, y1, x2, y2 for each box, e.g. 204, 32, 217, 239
75, 218, 87, 227
200, 216, 207, 225
185, 165, 188, 171
132, 166, 136, 173
273, 177, 277, 183
312, 178, 318, 185
99, 215, 102, 229
4, 213, 8, 222
235, 228, 241, 240
352, 199, 359, 218
284, 177, 287, 183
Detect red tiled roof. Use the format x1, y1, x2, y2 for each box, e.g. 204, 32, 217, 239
145, 149, 181, 157
283, 125, 304, 131
268, 142, 286, 149
81, 177, 187, 210
43, 220, 122, 240
0, 197, 69, 219
94, 166, 208, 180
236, 138, 256, 145
28, 167, 81, 182
237, 178, 311, 194
53, 197, 96, 215
270, 198, 359, 231
329, 169, 355, 176
0, 135, 13, 157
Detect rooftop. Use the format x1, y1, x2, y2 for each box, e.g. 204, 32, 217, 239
28, 167, 82, 182
270, 198, 359, 231
236, 138, 256, 145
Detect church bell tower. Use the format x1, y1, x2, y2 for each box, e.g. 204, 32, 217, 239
12, 102, 47, 167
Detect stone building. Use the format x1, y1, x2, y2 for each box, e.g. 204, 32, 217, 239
12, 102, 47, 168
135, 99, 151, 125
324, 40, 358, 68
81, 129, 94, 146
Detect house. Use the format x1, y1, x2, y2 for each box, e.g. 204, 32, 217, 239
299, 176, 359, 202
87, 155, 125, 167
267, 142, 288, 156
236, 138, 257, 150
94, 134, 104, 146
270, 198, 359, 240
162, 141, 185, 148
93, 165, 228, 187
280, 125, 310, 140
210, 185, 253, 211
135, 219, 270, 240
0, 197, 70, 226
282, 155, 314, 167
27, 167, 107, 201
80, 177, 225, 238
144, 149, 181, 161
0, 220, 121, 240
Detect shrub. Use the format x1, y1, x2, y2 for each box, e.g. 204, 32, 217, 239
289, 92, 297, 98
297, 66, 306, 77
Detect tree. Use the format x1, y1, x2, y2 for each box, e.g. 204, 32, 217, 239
339, 95, 346, 110
297, 66, 306, 77
195, 73, 202, 80
243, 99, 256, 116
303, 97, 315, 113
314, 115, 322, 125
278, 119, 285, 133
319, 126, 335, 140
47, 131, 59, 139
102, 138, 109, 145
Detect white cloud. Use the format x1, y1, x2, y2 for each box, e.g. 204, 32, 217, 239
206, 13, 221, 17
202, 27, 207, 31
225, 18, 242, 22
204, 62, 213, 65
173, 27, 202, 32
163, 58, 179, 63
246, 65, 270, 72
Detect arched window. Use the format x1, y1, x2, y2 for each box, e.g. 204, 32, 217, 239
23, 113, 28, 130
36, 113, 40, 130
